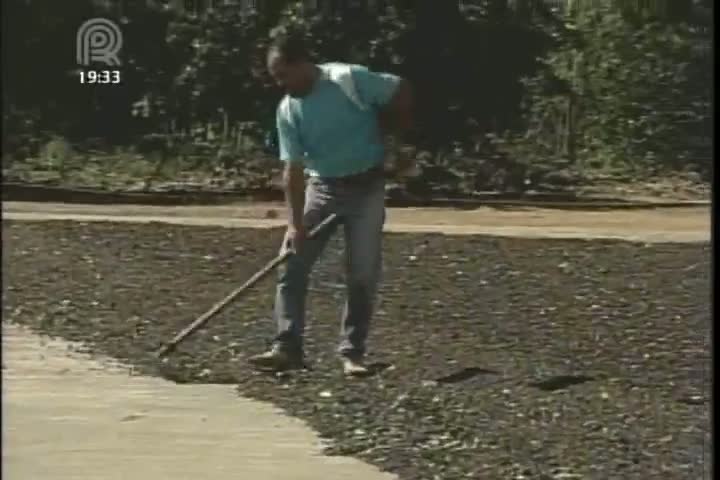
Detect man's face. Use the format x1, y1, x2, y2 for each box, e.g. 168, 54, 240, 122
267, 52, 309, 98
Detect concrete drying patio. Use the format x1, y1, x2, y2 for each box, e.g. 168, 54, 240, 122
2, 201, 709, 479
2, 323, 396, 480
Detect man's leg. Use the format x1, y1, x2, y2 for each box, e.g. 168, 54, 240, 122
272, 181, 338, 355
338, 179, 386, 360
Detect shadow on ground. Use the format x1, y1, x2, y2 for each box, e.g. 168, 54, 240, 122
528, 375, 595, 392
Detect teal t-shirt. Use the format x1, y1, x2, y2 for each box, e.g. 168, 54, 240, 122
276, 64, 401, 178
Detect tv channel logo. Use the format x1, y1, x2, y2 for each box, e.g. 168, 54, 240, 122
76, 18, 123, 67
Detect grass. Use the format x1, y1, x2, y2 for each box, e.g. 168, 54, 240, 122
2, 141, 711, 201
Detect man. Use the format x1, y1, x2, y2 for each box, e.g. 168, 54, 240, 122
248, 33, 414, 376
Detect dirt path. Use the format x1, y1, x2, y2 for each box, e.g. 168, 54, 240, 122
2, 201, 710, 243
1, 323, 396, 480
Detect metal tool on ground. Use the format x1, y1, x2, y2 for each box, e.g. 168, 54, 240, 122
155, 214, 340, 358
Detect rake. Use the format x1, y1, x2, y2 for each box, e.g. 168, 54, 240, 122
155, 214, 339, 358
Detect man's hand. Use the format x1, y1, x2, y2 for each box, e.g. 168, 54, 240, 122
284, 224, 307, 253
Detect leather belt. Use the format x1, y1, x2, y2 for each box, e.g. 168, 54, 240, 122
316, 165, 385, 186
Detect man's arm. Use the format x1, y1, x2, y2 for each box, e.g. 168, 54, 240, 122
378, 78, 414, 135
351, 67, 414, 136
276, 103, 306, 233
282, 162, 305, 232
352, 67, 417, 175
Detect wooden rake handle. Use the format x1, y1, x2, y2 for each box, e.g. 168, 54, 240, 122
155, 214, 339, 358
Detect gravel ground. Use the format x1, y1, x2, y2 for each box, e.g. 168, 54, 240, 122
2, 220, 711, 480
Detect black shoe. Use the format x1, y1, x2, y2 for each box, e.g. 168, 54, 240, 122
248, 344, 304, 371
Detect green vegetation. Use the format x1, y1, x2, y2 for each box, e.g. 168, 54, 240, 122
2, 0, 711, 195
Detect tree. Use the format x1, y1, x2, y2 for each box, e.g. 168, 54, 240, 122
505, 2, 711, 175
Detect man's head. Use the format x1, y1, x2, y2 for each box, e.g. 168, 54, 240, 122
267, 34, 316, 98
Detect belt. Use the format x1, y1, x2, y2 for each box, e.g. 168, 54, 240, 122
315, 165, 385, 186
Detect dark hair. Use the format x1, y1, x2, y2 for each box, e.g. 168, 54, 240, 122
268, 31, 310, 64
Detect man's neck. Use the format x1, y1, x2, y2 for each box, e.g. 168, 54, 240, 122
308, 64, 322, 85
294, 64, 321, 97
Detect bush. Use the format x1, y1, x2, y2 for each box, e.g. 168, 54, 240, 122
506, 3, 712, 177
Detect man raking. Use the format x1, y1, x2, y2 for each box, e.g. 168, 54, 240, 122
248, 33, 414, 376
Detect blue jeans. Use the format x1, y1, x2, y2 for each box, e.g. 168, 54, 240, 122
273, 175, 386, 358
